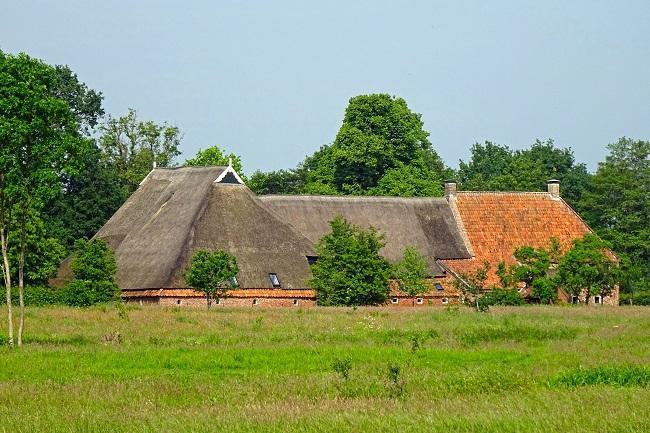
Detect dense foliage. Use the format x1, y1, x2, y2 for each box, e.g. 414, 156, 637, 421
394, 247, 429, 302
185, 144, 245, 176
184, 250, 239, 308
310, 216, 391, 306
63, 239, 118, 306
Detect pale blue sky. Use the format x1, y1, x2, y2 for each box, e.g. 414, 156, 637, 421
2, 1, 649, 174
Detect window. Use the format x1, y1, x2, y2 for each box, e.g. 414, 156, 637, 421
293, 299, 299, 306
416, 298, 424, 305
391, 297, 399, 304
230, 276, 239, 287
441, 298, 449, 305
252, 298, 258, 306
594, 295, 601, 305
176, 299, 182, 305
571, 295, 579, 304
216, 298, 221, 305
434, 283, 444, 291
269, 273, 281, 288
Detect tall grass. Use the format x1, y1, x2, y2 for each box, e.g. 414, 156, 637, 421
0, 305, 649, 432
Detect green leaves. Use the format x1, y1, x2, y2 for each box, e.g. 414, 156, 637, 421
184, 250, 239, 306
310, 216, 391, 306
394, 246, 428, 297
64, 239, 118, 306
185, 145, 245, 177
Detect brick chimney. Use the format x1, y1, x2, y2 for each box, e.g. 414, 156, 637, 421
444, 180, 457, 198
547, 179, 560, 198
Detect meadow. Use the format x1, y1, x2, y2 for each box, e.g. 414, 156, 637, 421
0, 305, 649, 433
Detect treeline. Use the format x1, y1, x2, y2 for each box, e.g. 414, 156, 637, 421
0, 50, 648, 319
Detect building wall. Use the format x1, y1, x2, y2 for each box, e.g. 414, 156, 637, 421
154, 296, 317, 308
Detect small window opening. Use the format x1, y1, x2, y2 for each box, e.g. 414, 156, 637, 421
434, 283, 444, 291
594, 295, 601, 305
216, 298, 221, 305
293, 299, 299, 306
571, 295, 579, 304
269, 273, 281, 288
176, 299, 182, 305
230, 276, 239, 287
391, 297, 399, 304
416, 298, 424, 305
252, 298, 258, 306
441, 298, 449, 305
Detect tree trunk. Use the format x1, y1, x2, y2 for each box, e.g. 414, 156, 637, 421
17, 214, 26, 346
206, 293, 211, 310
1, 228, 13, 346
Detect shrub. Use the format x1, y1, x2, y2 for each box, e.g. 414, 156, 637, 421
482, 288, 524, 306
63, 239, 118, 306
619, 291, 650, 306
62, 280, 118, 307
531, 277, 558, 304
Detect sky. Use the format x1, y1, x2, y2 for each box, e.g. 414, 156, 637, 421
1, 1, 649, 175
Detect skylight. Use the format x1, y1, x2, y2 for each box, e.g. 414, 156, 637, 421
269, 273, 281, 288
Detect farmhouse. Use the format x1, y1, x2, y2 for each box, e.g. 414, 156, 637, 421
54, 165, 618, 306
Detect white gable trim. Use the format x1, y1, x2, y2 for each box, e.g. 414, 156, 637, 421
214, 166, 245, 185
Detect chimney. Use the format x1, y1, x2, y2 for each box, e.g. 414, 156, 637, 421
547, 179, 560, 198
444, 180, 457, 198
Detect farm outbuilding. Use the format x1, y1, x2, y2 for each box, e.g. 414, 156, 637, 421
53, 165, 618, 306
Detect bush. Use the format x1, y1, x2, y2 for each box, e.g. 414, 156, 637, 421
481, 288, 524, 306
531, 277, 558, 304
619, 291, 650, 306
63, 239, 118, 307
62, 280, 118, 307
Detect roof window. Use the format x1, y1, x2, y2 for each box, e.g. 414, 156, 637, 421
230, 276, 239, 287
434, 283, 444, 291
269, 273, 281, 288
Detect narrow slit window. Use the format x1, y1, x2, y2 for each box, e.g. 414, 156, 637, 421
269, 273, 281, 288
293, 299, 299, 306
252, 298, 258, 306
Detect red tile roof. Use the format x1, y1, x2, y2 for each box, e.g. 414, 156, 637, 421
441, 192, 592, 286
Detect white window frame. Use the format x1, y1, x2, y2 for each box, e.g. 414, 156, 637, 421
252, 298, 258, 306
390, 297, 399, 305
594, 295, 601, 305
416, 297, 424, 305
441, 298, 449, 305
293, 299, 299, 306
571, 295, 579, 304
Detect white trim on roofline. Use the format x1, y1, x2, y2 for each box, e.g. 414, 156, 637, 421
214, 165, 245, 185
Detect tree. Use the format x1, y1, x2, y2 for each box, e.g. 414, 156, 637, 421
452, 261, 491, 311
44, 145, 127, 249
63, 239, 118, 306
578, 138, 649, 294
310, 216, 391, 306
457, 140, 591, 206
0, 51, 89, 345
98, 109, 182, 194
303, 94, 447, 196
555, 234, 618, 304
51, 64, 104, 135
185, 145, 245, 177
394, 247, 429, 305
184, 250, 239, 309
248, 169, 306, 195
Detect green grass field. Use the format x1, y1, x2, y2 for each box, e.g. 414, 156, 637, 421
1, 305, 649, 432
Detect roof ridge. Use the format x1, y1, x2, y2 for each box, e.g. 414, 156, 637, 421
259, 194, 448, 202
456, 191, 550, 195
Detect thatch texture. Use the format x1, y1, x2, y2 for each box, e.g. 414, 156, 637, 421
259, 195, 471, 275
56, 167, 315, 289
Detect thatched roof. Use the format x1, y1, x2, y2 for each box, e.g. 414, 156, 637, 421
259, 195, 472, 275
67, 166, 315, 289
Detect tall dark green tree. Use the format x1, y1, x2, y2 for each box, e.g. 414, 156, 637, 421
457, 140, 591, 206
268, 94, 447, 196
578, 138, 650, 293
0, 51, 89, 345
310, 216, 391, 306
